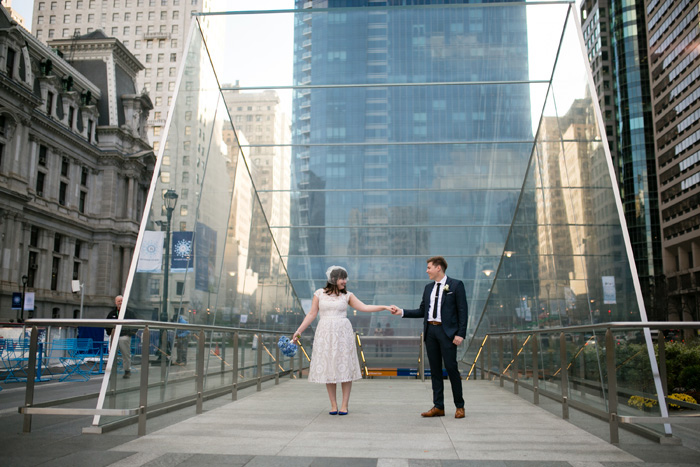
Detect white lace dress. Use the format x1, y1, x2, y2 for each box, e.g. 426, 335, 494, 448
307, 289, 362, 384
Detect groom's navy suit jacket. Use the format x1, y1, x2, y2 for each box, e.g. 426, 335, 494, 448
403, 276, 468, 340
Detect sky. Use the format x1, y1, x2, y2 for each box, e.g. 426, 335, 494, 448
11, 0, 33, 27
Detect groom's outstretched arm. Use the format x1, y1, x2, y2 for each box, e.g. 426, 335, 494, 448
402, 293, 426, 319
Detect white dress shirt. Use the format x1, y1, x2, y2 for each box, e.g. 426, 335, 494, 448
399, 276, 446, 319
429, 277, 447, 322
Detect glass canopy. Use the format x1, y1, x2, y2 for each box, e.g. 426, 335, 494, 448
97, 0, 666, 435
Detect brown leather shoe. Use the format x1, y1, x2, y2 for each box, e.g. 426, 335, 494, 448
455, 407, 465, 419
421, 407, 445, 417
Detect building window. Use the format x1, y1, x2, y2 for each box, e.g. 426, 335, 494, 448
87, 120, 93, 143
30, 226, 40, 247
36, 171, 46, 196
73, 261, 80, 280
74, 239, 82, 258
52, 307, 60, 319
61, 156, 69, 177
59, 181, 67, 205
81, 166, 88, 186
79, 190, 87, 213
27, 251, 38, 287
5, 48, 15, 77
182, 172, 189, 182
149, 278, 160, 295
170, 53, 177, 62
54, 233, 62, 252
179, 221, 187, 231
180, 205, 188, 216
46, 91, 54, 115
176, 281, 184, 295
68, 106, 74, 128
51, 257, 60, 291
158, 53, 164, 63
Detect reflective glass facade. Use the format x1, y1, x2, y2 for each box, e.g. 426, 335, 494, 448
97, 1, 667, 434
609, 0, 664, 306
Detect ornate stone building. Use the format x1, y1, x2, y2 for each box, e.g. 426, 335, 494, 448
0, 6, 154, 321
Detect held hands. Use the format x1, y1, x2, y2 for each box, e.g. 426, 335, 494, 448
389, 305, 401, 315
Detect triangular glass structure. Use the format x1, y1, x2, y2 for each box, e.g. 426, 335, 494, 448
94, 1, 668, 437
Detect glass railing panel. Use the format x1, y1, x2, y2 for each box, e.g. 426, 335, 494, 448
610, 329, 663, 430
565, 330, 606, 411
538, 332, 564, 395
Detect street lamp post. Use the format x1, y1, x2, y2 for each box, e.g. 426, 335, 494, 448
20, 274, 28, 322
161, 189, 179, 323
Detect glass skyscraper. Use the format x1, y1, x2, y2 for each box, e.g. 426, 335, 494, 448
288, 1, 535, 339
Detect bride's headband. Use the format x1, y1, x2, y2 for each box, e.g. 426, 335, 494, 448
325, 265, 348, 285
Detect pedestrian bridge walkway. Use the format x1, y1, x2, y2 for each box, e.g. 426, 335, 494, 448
109, 379, 643, 465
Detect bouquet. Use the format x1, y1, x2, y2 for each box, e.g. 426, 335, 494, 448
277, 336, 298, 357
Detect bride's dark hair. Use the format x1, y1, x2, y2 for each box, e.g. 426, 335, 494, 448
324, 267, 348, 295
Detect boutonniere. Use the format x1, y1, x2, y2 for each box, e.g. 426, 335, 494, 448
443, 284, 450, 292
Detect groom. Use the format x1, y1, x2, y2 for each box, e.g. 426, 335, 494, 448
391, 256, 468, 418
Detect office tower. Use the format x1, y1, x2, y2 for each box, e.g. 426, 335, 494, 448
289, 0, 534, 333
580, 0, 619, 176
646, 0, 700, 322
222, 85, 292, 279
580, 0, 663, 315
30, 0, 212, 152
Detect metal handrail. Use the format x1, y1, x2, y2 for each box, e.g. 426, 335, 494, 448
483, 321, 700, 334
17, 320, 311, 436
467, 321, 700, 444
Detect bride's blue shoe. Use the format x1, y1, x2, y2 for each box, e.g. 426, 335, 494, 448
338, 410, 348, 415
329, 410, 338, 415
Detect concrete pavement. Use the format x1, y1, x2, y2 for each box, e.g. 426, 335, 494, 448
2, 378, 700, 466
